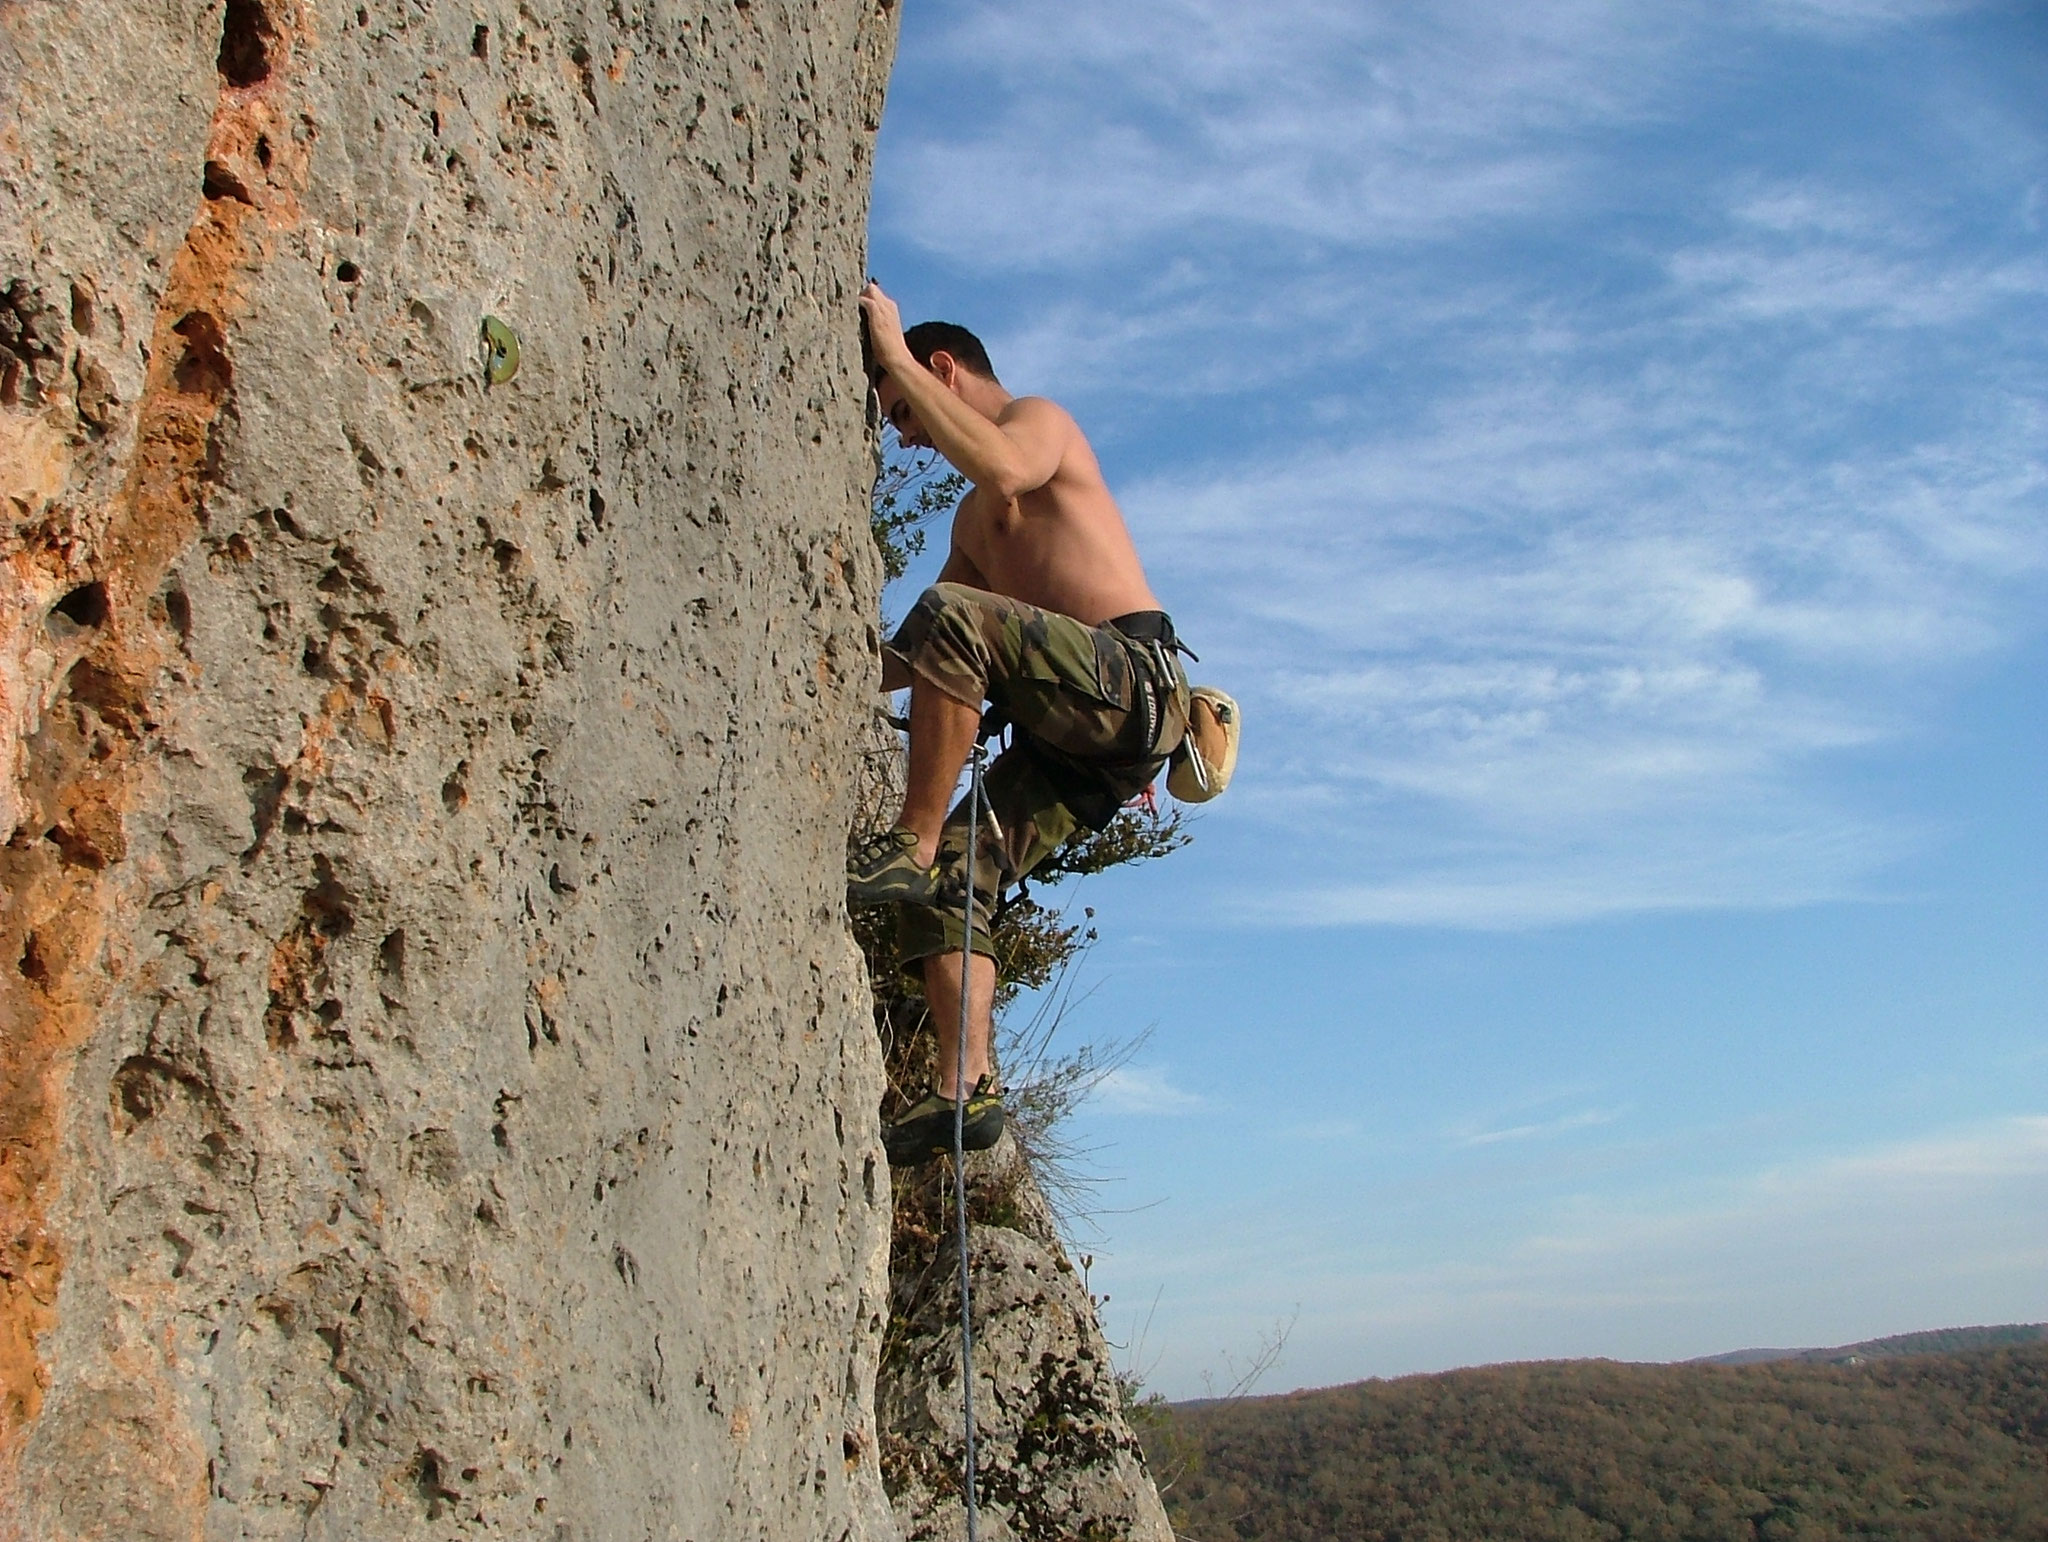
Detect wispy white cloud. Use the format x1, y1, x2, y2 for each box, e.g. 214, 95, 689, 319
1242, 819, 1914, 930
1783, 1117, 2048, 1186
1455, 1107, 1624, 1147
1130, 336, 2042, 924
881, 0, 1690, 267
1672, 186, 2048, 328
883, 0, 2012, 279
1092, 1065, 1209, 1116
1752, 0, 1992, 38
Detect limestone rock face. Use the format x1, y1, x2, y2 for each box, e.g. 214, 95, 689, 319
1, 2, 901, 1538
880, 1138, 1175, 1542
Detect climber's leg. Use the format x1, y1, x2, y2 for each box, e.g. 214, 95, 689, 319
901, 677, 981, 866
859, 580, 1138, 904
884, 744, 1068, 1165
847, 675, 981, 908
879, 940, 1004, 1165
921, 946, 996, 1100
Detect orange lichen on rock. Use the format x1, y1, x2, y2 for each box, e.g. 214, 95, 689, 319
0, 0, 309, 1468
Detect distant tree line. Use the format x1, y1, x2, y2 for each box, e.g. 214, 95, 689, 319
1145, 1345, 2048, 1541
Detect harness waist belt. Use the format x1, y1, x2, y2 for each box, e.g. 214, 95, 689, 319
1100, 611, 1186, 769
1104, 610, 1176, 648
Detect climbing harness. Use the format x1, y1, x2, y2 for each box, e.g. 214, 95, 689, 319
951, 740, 993, 1541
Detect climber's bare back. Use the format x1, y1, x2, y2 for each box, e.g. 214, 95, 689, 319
874, 379, 1159, 624
942, 397, 1157, 625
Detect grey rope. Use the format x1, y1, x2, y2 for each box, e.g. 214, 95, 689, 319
953, 741, 986, 1540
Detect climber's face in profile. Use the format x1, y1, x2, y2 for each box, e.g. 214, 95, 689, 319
874, 349, 981, 452
874, 371, 931, 449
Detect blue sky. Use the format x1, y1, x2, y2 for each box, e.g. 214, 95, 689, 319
867, 0, 2047, 1398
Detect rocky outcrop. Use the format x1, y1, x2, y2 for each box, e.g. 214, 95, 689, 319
1, 1, 900, 1537
879, 1137, 1174, 1542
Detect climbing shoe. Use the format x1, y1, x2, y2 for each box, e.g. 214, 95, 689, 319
847, 827, 941, 908
883, 1081, 1005, 1167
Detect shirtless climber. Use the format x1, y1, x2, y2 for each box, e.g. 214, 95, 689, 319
851, 280, 1191, 1166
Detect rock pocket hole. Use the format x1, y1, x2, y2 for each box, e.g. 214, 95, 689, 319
217, 0, 276, 88
472, 23, 489, 59
305, 860, 356, 937
202, 159, 255, 205
47, 820, 110, 871
161, 579, 193, 643
47, 581, 109, 639
172, 311, 232, 398
334, 260, 361, 283
18, 931, 48, 985
241, 764, 288, 857
56, 658, 134, 722
69, 281, 97, 336
412, 1450, 460, 1519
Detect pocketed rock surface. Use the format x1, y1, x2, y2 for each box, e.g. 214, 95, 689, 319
0, 1, 903, 1538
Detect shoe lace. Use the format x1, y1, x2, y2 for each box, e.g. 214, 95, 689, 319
853, 828, 908, 865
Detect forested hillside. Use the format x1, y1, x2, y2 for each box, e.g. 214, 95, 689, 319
1145, 1344, 2048, 1541
1698, 1322, 2048, 1366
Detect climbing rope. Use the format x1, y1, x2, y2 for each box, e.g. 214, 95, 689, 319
952, 740, 987, 1541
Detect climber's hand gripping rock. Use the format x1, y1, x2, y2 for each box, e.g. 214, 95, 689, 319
857, 278, 912, 377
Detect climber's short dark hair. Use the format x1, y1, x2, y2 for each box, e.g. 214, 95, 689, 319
900, 321, 998, 383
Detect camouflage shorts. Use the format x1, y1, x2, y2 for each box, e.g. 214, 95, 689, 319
885, 582, 1188, 967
